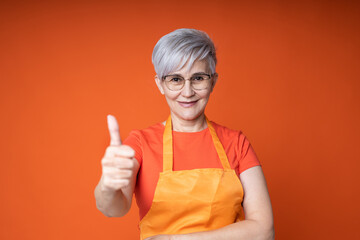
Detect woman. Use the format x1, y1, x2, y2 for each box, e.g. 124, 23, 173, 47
95, 28, 274, 240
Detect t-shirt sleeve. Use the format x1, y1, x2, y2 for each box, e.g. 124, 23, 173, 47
238, 132, 261, 173
123, 130, 143, 166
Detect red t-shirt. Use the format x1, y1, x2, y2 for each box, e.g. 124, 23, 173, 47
123, 121, 260, 221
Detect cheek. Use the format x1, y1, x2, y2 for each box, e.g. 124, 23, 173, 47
198, 90, 212, 100
163, 90, 180, 101
164, 93, 179, 107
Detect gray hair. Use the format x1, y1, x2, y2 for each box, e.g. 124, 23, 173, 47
152, 28, 217, 79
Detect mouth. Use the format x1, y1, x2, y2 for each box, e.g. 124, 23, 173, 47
178, 100, 198, 108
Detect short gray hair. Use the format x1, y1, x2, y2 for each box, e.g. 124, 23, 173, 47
152, 28, 217, 79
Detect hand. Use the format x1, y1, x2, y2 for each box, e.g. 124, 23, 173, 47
100, 115, 139, 192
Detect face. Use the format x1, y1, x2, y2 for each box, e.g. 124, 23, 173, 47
155, 60, 218, 122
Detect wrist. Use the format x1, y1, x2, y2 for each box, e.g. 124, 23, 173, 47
99, 179, 121, 198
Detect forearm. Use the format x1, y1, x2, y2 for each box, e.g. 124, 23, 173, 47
175, 219, 274, 240
173, 166, 275, 240
94, 176, 131, 217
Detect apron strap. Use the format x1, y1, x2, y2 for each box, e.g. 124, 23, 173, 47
163, 115, 174, 172
205, 117, 232, 170
163, 115, 231, 172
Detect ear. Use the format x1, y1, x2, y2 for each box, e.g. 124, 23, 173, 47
155, 75, 165, 95
210, 73, 218, 92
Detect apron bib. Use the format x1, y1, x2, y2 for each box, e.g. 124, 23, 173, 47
139, 115, 244, 240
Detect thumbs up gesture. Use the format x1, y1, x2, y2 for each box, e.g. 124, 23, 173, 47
100, 115, 139, 192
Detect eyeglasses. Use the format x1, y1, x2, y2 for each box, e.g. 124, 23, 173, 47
162, 73, 213, 91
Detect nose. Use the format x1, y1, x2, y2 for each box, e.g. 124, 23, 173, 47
181, 79, 195, 97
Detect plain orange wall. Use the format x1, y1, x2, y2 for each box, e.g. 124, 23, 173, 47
1, 1, 359, 239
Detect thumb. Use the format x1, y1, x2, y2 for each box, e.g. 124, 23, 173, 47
107, 114, 122, 146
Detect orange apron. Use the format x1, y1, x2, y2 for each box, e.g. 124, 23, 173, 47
139, 115, 244, 240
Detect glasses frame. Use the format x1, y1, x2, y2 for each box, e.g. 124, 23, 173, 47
162, 73, 213, 91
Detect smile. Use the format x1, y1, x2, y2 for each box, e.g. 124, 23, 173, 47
178, 100, 198, 108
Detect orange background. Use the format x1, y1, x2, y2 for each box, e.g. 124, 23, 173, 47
1, 0, 359, 239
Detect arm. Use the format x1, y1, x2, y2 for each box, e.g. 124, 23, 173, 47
146, 166, 274, 240
94, 115, 140, 217
179, 166, 274, 240
94, 158, 139, 217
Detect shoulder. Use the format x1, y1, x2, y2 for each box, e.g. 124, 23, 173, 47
209, 121, 256, 161
137, 122, 164, 138
140, 122, 164, 134
126, 122, 164, 142
123, 122, 164, 165
210, 121, 261, 173
210, 121, 245, 141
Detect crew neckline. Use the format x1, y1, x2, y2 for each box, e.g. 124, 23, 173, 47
158, 122, 209, 134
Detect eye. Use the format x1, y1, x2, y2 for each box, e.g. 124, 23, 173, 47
170, 77, 182, 82
192, 75, 205, 81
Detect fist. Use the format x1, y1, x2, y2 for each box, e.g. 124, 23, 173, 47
100, 115, 139, 192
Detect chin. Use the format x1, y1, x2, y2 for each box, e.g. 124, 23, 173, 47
177, 111, 204, 121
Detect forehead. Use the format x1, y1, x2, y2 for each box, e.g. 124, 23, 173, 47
170, 60, 209, 75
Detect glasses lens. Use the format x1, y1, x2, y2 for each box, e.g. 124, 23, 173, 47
191, 74, 211, 90
164, 76, 184, 91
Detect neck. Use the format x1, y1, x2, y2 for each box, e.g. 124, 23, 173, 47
169, 113, 207, 132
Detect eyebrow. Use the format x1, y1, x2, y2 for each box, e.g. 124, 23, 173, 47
166, 72, 209, 77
